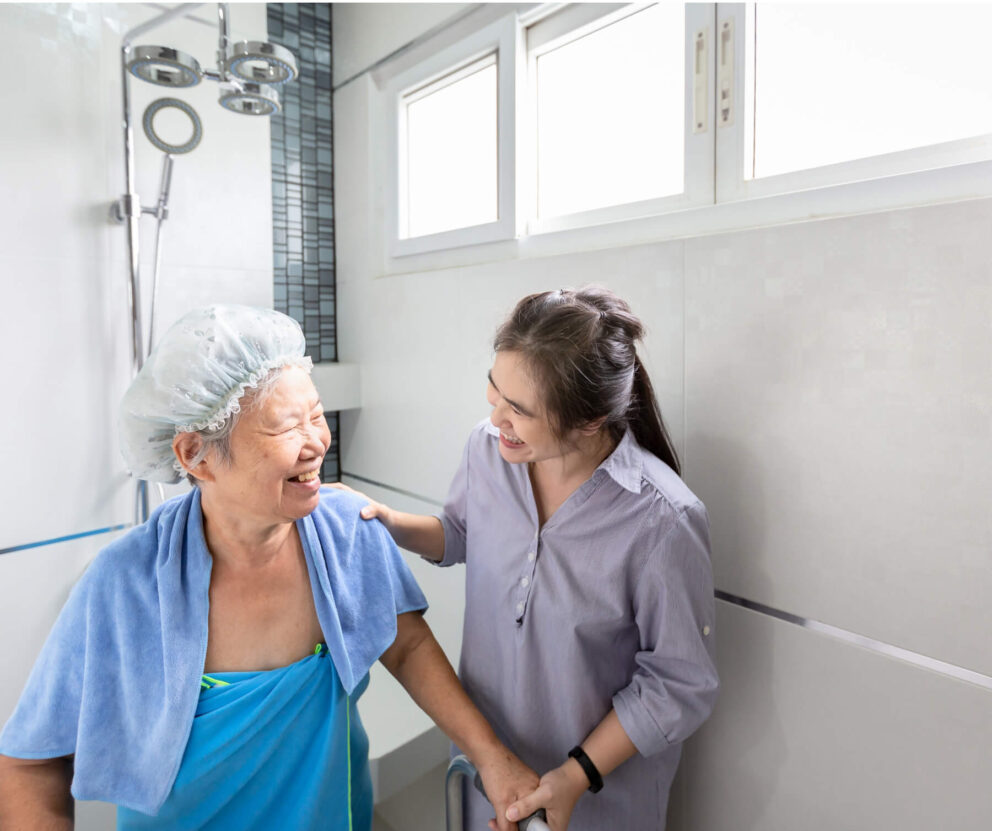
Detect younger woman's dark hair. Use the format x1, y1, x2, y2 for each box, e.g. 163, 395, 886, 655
493, 286, 681, 475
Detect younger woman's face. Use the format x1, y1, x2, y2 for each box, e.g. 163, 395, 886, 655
486, 350, 564, 465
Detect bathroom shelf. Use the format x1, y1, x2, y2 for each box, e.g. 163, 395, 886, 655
310, 362, 361, 411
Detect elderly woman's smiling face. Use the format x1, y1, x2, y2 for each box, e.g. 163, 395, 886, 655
204, 365, 330, 525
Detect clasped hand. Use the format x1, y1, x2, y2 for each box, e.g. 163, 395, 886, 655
488, 758, 589, 831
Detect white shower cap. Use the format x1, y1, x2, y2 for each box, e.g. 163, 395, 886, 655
119, 305, 313, 483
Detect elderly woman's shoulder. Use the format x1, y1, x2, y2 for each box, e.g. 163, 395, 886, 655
315, 485, 383, 533
310, 486, 394, 553
318, 484, 367, 513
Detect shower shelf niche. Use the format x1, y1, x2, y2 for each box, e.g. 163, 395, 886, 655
310, 362, 361, 412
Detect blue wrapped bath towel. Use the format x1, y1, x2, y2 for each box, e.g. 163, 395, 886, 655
0, 486, 427, 815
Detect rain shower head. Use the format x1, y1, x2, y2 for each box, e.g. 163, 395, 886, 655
127, 45, 202, 87
225, 41, 298, 85
218, 81, 280, 116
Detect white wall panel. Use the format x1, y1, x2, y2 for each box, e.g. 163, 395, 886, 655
149, 264, 274, 342
0, 6, 275, 802
684, 201, 992, 676
336, 242, 686, 502
333, 75, 375, 286
0, 253, 132, 547
332, 3, 473, 85
0, 4, 273, 551
0, 4, 114, 265
669, 601, 992, 830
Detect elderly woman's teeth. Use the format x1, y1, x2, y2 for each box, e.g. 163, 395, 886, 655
296, 470, 319, 482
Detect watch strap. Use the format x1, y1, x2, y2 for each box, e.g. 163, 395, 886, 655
567, 745, 604, 793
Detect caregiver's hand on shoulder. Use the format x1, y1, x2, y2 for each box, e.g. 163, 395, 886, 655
475, 745, 540, 831
328, 483, 445, 561
503, 758, 588, 831
327, 482, 398, 529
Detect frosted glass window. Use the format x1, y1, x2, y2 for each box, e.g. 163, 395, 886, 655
535, 3, 685, 219
747, 3, 992, 179
403, 56, 498, 239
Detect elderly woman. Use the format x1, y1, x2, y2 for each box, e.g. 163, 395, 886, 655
0, 306, 536, 830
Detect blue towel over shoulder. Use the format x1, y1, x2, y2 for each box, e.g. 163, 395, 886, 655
0, 486, 427, 815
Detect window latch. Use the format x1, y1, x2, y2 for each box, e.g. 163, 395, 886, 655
718, 18, 734, 127
693, 26, 709, 134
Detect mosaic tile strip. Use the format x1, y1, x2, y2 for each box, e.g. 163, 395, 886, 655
267, 2, 338, 481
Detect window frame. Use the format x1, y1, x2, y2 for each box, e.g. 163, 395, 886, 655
372, 2, 992, 273
715, 2, 992, 204
523, 2, 715, 235
383, 14, 520, 258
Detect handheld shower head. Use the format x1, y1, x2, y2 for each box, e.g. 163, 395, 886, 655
142, 98, 203, 154
127, 45, 202, 87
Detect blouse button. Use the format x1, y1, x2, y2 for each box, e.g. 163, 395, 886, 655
702, 625, 711, 636
527, 551, 536, 562
516, 601, 525, 614
520, 577, 530, 588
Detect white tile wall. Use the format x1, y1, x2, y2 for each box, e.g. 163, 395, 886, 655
684, 201, 992, 676
0, 9, 273, 826
0, 3, 273, 553
332, 5, 992, 825
670, 601, 992, 831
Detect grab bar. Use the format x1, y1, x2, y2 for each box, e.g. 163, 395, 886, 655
445, 754, 550, 831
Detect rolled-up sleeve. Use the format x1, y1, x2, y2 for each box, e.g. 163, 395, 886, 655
435, 435, 471, 567
612, 500, 719, 756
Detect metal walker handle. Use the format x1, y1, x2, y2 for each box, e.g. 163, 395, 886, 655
445, 755, 550, 831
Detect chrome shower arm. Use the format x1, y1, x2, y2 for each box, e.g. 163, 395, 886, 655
217, 3, 231, 81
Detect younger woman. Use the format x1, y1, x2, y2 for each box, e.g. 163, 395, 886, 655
350, 287, 718, 830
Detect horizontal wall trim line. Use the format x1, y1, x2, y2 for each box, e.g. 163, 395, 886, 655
340, 472, 444, 508
0, 524, 132, 557
716, 590, 992, 691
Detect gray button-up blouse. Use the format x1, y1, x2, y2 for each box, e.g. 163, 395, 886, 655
438, 420, 719, 830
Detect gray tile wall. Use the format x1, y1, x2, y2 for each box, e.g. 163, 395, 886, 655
268, 2, 339, 481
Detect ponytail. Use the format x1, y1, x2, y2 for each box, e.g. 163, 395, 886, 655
628, 356, 680, 476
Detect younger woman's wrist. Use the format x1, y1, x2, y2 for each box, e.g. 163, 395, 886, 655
560, 757, 594, 798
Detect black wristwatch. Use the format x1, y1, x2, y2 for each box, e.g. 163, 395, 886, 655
568, 745, 604, 793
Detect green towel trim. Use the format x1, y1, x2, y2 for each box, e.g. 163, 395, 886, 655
347, 694, 353, 831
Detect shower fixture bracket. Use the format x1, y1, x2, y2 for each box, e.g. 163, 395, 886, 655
109, 194, 141, 224
109, 196, 169, 224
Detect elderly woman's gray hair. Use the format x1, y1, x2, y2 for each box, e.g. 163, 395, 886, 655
119, 305, 312, 484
